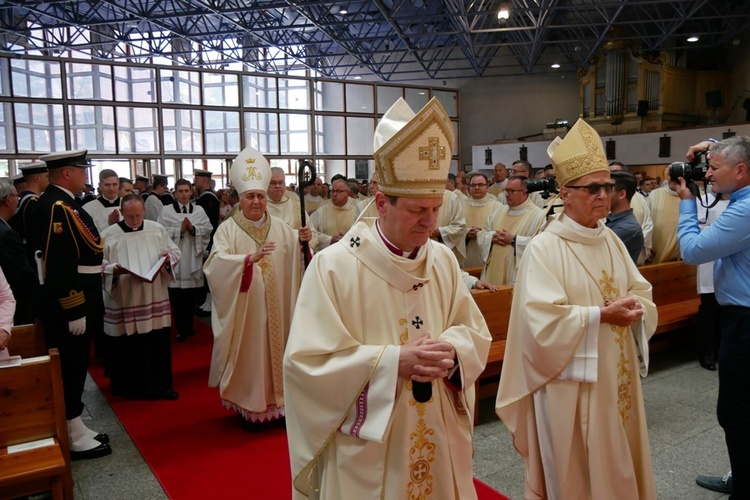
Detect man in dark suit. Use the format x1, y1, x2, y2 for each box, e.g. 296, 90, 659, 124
31, 149, 112, 461
9, 160, 49, 245
0, 179, 38, 325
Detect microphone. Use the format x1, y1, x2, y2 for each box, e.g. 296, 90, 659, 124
412, 381, 432, 403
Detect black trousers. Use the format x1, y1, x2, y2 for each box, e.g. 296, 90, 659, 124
42, 274, 103, 420
108, 327, 173, 398
695, 293, 722, 359
168, 287, 198, 336
717, 305, 750, 500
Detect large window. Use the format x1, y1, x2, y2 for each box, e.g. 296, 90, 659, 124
0, 56, 460, 182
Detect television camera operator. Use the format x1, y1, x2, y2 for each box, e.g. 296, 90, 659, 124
674, 136, 750, 498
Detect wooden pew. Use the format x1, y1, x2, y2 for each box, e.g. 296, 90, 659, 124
9, 321, 47, 359
470, 260, 699, 421
0, 348, 73, 500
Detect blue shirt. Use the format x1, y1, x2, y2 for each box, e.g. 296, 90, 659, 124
677, 185, 750, 307
606, 208, 644, 264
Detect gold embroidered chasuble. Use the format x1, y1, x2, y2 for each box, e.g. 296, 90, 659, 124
647, 186, 681, 263
309, 197, 358, 249
284, 220, 491, 500
431, 189, 468, 266
204, 211, 303, 422
495, 212, 657, 500
479, 198, 544, 285
463, 195, 503, 268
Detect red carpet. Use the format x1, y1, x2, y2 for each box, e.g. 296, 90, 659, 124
89, 321, 508, 499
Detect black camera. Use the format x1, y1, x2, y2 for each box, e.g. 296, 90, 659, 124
667, 150, 709, 197
526, 174, 558, 199
667, 150, 709, 183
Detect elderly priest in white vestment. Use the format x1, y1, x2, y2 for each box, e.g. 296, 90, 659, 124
284, 97, 491, 499
204, 146, 311, 430
495, 118, 658, 500
101, 194, 181, 400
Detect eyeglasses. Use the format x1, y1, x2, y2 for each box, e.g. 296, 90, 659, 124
565, 183, 615, 195
269, 181, 285, 187
470, 183, 487, 188
331, 189, 348, 195
504, 188, 527, 194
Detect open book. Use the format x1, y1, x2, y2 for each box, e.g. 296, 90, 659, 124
119, 255, 168, 283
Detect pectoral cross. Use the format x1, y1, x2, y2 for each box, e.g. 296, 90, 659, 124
418, 137, 446, 170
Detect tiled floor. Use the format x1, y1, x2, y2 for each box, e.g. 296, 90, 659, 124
73, 345, 730, 499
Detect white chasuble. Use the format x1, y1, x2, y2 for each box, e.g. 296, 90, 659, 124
284, 221, 491, 500
205, 212, 303, 422
83, 196, 122, 233
309, 198, 358, 249
158, 203, 213, 289
479, 198, 544, 285
647, 186, 681, 263
463, 195, 502, 268
630, 192, 653, 264
495, 212, 657, 500
268, 192, 319, 250
432, 189, 468, 266
101, 221, 180, 336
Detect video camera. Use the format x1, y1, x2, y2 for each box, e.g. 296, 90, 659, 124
667, 150, 709, 197
526, 174, 558, 199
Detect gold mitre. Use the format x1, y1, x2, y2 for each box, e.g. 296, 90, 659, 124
547, 118, 610, 187
373, 97, 454, 197
230, 146, 271, 193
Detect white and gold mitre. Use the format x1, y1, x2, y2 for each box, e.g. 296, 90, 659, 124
230, 146, 271, 193
373, 97, 454, 197
547, 118, 610, 187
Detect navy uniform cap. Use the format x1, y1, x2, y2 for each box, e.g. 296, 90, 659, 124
135, 175, 149, 182
19, 160, 48, 176
12, 173, 25, 185
38, 149, 90, 170
194, 170, 213, 179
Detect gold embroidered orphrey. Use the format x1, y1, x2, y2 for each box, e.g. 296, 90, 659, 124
563, 237, 633, 425
242, 156, 262, 181
418, 137, 446, 170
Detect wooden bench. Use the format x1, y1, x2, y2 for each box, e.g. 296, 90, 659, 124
9, 321, 47, 359
470, 260, 700, 421
0, 348, 73, 500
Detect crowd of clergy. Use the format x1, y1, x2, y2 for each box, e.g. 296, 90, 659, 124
1, 92, 746, 500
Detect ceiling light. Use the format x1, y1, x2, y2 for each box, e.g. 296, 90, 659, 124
418, 91, 426, 95
353, 76, 362, 80
339, 9, 348, 15
687, 36, 699, 43
497, 3, 510, 20
551, 63, 560, 69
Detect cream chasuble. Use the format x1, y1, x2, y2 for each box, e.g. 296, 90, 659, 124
647, 186, 680, 263
304, 193, 325, 214
463, 195, 502, 268
284, 220, 491, 500
205, 212, 303, 422
630, 192, 653, 265
479, 198, 544, 285
101, 221, 180, 336
83, 196, 123, 233
488, 179, 507, 198
454, 189, 468, 200
158, 203, 213, 289
355, 197, 379, 220
309, 198, 358, 249
268, 192, 319, 250
495, 212, 657, 500
431, 189, 468, 266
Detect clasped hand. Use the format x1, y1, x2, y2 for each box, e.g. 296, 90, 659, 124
601, 296, 644, 327
399, 336, 456, 383
180, 217, 194, 234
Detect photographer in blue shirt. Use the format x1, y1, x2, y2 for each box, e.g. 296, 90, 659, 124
675, 136, 750, 499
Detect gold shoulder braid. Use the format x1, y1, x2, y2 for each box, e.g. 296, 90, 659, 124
56, 201, 104, 252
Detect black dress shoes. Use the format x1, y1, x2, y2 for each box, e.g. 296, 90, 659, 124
70, 442, 112, 461
696, 472, 733, 493
699, 355, 717, 371
93, 433, 109, 444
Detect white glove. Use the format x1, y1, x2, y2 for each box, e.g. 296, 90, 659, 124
68, 317, 86, 335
